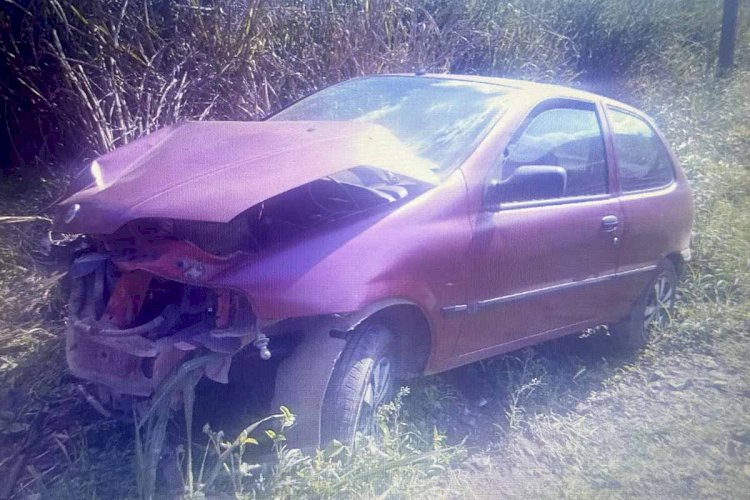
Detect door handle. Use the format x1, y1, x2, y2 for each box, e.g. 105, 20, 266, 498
601, 215, 619, 232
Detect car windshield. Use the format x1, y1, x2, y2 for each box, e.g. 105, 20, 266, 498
270, 76, 510, 176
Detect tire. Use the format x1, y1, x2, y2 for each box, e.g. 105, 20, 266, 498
609, 260, 678, 350
320, 322, 397, 448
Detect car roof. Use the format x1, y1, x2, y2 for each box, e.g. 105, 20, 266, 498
380, 73, 643, 116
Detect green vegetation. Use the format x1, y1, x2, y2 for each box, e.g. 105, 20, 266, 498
1, 0, 749, 498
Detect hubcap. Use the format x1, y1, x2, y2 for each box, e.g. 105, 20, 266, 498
357, 358, 392, 436
643, 274, 674, 330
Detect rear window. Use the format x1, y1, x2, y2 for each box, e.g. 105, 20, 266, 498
608, 107, 675, 192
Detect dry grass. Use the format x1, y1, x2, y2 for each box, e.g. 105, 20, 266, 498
1, 0, 722, 170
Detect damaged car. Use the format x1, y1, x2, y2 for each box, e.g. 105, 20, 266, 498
55, 74, 693, 448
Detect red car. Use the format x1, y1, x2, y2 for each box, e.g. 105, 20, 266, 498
56, 74, 693, 447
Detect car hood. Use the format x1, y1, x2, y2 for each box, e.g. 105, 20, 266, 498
56, 120, 440, 234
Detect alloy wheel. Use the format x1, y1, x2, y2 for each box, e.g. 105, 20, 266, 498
643, 274, 675, 330
357, 357, 392, 436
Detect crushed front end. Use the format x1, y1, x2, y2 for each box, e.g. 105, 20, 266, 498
64, 224, 263, 413
54, 119, 433, 417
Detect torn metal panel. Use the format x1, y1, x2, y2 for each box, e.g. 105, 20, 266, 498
65, 250, 258, 400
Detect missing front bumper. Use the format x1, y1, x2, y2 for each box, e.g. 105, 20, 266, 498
65, 252, 256, 400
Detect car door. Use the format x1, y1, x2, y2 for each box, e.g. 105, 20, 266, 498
605, 105, 692, 302
453, 99, 624, 359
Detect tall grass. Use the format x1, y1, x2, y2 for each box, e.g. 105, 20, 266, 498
0, 0, 724, 171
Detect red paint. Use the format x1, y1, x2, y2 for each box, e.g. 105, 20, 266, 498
55, 121, 438, 235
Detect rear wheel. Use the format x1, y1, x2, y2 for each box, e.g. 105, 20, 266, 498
609, 260, 678, 350
321, 322, 397, 447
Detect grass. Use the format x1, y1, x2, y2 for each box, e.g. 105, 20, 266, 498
0, 3, 749, 499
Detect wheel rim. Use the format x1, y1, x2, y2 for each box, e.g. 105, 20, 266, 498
357, 357, 392, 436
643, 274, 674, 330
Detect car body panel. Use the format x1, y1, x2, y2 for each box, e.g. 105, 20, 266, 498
599, 98, 695, 306
216, 168, 474, 366
55, 120, 439, 234
455, 196, 625, 357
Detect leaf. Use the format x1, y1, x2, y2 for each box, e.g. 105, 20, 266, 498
280, 405, 292, 419
280, 405, 295, 426
242, 437, 259, 445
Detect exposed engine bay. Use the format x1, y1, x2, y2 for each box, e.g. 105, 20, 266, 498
101, 167, 418, 256
63, 167, 425, 412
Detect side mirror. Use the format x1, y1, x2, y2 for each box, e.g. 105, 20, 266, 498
486, 165, 567, 206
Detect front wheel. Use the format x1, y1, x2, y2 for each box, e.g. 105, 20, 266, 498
320, 322, 397, 447
609, 260, 678, 350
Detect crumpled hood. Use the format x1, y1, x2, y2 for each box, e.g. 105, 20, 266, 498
56, 120, 439, 234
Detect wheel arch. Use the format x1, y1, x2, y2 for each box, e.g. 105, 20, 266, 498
331, 299, 433, 378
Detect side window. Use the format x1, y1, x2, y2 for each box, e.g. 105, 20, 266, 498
495, 105, 608, 203
608, 107, 675, 192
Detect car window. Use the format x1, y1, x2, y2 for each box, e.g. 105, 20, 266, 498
607, 107, 675, 192
494, 105, 608, 202
270, 77, 510, 177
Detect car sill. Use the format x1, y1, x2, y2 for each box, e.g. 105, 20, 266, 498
441, 265, 657, 317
